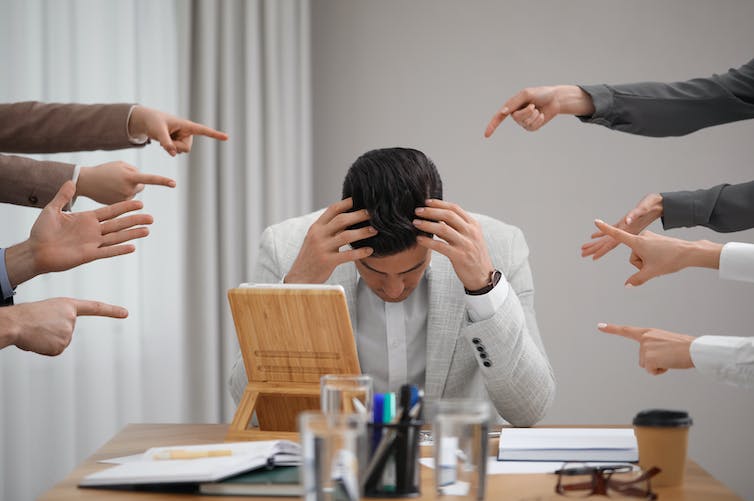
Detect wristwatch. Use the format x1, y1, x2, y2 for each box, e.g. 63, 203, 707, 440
464, 269, 502, 296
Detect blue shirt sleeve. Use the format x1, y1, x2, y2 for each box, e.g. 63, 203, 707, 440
0, 248, 16, 305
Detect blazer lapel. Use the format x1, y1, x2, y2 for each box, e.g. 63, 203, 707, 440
424, 253, 466, 400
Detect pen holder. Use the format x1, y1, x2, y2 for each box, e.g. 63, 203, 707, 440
364, 420, 423, 497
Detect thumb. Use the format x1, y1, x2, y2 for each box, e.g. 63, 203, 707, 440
625, 269, 651, 287
154, 125, 177, 157
49, 181, 76, 210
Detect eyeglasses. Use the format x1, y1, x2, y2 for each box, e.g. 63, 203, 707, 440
555, 463, 660, 499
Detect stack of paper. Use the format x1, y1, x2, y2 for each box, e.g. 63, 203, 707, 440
497, 428, 638, 462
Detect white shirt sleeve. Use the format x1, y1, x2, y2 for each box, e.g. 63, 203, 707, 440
126, 105, 149, 145
464, 275, 509, 322
690, 336, 754, 389
719, 242, 754, 283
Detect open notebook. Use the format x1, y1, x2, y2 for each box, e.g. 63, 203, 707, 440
79, 440, 300, 488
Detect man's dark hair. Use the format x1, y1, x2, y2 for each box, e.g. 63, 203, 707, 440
342, 147, 443, 257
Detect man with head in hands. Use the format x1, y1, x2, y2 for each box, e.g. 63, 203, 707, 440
230, 147, 554, 426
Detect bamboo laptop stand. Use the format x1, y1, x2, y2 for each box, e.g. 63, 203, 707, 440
226, 284, 361, 439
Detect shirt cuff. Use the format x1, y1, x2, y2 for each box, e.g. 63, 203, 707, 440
465, 274, 509, 322
0, 248, 16, 301
576, 84, 615, 126
691, 335, 754, 387
126, 105, 149, 145
719, 242, 754, 283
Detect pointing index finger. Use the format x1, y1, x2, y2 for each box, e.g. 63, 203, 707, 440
594, 219, 636, 246
185, 121, 229, 141
597, 322, 647, 342
74, 299, 129, 318
134, 172, 177, 188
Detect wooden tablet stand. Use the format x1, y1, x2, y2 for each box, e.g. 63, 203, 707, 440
226, 286, 361, 440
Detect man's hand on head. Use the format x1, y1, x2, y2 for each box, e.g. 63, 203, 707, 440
412, 199, 495, 291
284, 198, 376, 284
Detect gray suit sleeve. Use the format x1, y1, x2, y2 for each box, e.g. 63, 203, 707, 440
661, 181, 754, 232
577, 58, 754, 136
460, 226, 555, 426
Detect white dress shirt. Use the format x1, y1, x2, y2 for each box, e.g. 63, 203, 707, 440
690, 242, 754, 388
355, 267, 509, 394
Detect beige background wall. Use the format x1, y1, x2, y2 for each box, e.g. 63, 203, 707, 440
310, 1, 754, 498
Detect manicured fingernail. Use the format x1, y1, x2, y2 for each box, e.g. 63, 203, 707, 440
625, 283, 633, 288
501, 106, 509, 114
413, 219, 422, 225
626, 217, 633, 225
368, 227, 377, 234
597, 323, 607, 329
415, 207, 424, 213
595, 219, 605, 224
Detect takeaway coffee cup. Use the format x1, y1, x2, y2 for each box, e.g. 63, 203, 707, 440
632, 409, 693, 487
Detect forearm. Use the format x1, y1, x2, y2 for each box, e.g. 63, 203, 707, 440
0, 154, 74, 208
678, 239, 722, 271
0, 307, 19, 350
691, 336, 754, 388
553, 85, 595, 116
4, 241, 40, 288
662, 181, 754, 233
0, 101, 138, 153
577, 62, 754, 137
463, 294, 555, 426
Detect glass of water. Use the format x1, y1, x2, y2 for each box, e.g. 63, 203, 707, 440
430, 399, 491, 500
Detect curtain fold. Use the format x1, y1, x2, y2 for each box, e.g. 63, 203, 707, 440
0, 1, 310, 499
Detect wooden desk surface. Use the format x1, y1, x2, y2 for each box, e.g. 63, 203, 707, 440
41, 423, 742, 501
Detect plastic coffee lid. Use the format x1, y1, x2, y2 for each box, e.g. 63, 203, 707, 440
633, 409, 693, 427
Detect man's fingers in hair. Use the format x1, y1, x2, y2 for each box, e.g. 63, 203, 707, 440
336, 226, 377, 248
336, 246, 373, 264
319, 198, 355, 224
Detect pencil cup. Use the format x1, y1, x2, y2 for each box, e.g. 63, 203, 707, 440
364, 420, 423, 497
299, 411, 367, 501
321, 374, 374, 416
429, 399, 491, 500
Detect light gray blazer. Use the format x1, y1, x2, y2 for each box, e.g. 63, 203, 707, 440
229, 210, 555, 426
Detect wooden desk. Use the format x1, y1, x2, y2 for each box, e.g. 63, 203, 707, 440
41, 423, 741, 501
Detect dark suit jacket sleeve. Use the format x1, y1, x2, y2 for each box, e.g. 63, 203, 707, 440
0, 101, 142, 153
661, 180, 754, 232
0, 154, 74, 208
576, 58, 754, 137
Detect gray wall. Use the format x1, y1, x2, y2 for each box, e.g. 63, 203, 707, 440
311, 1, 754, 498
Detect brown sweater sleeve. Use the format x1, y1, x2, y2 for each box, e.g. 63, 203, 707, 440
0, 101, 141, 153
0, 154, 74, 208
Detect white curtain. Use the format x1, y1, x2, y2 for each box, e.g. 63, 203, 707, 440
0, 1, 310, 499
